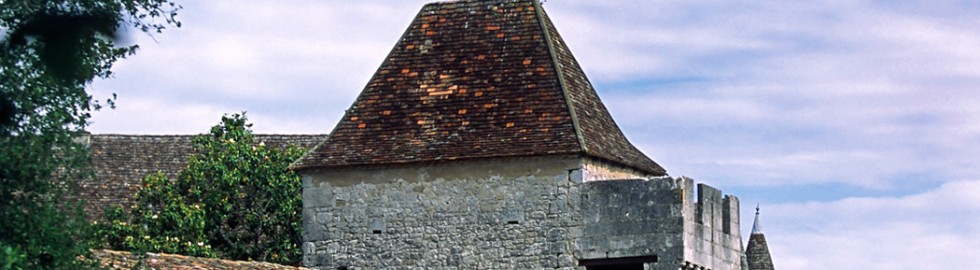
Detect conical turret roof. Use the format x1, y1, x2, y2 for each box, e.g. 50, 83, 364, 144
293, 0, 665, 176
746, 206, 775, 270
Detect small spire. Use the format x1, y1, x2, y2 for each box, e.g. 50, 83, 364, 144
746, 203, 775, 269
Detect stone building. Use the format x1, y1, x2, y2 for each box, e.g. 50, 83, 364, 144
293, 0, 748, 269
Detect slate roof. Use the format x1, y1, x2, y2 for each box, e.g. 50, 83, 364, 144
293, 0, 666, 176
79, 134, 326, 220
746, 207, 776, 270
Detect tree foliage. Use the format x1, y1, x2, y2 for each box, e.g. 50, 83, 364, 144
101, 113, 305, 265
100, 172, 216, 258
0, 1, 180, 269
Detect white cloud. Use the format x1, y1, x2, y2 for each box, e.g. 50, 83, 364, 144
87, 1, 434, 134
564, 0, 980, 189
89, 97, 233, 134
761, 180, 980, 269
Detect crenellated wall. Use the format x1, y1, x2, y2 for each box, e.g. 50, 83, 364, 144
576, 177, 743, 270
684, 182, 743, 270
300, 157, 742, 270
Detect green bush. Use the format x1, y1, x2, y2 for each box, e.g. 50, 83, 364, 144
99, 113, 304, 265
101, 173, 215, 258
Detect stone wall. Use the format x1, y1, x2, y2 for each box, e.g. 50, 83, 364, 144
577, 178, 743, 270
684, 183, 743, 270
301, 157, 742, 270
580, 159, 658, 181
577, 178, 684, 269
302, 157, 585, 269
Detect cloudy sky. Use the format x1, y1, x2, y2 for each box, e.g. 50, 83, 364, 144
87, 1, 980, 269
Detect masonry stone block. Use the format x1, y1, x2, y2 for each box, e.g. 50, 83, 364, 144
303, 209, 328, 242
568, 169, 584, 183
303, 183, 334, 209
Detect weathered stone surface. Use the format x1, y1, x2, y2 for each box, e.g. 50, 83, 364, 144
303, 157, 578, 269
301, 158, 743, 270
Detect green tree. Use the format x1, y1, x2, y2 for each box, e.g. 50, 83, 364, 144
0, 1, 180, 269
101, 113, 305, 265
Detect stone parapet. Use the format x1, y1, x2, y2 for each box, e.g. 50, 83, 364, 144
301, 158, 742, 270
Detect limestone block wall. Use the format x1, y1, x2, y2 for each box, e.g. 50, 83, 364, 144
301, 157, 587, 269
580, 159, 657, 181
576, 178, 685, 269
300, 157, 743, 270
576, 178, 743, 270
683, 182, 744, 270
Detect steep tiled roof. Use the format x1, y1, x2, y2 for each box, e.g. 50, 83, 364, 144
293, 0, 665, 175
79, 134, 326, 220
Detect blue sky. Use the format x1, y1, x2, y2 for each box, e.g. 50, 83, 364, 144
87, 1, 980, 269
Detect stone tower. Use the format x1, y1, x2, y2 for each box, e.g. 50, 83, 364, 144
294, 0, 745, 269
745, 206, 775, 270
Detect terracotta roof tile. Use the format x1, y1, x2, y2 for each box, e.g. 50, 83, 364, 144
293, 0, 665, 176
93, 249, 310, 270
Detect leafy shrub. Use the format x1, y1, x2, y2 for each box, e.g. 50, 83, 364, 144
99, 113, 304, 265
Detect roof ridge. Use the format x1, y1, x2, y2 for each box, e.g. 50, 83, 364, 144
532, 4, 666, 175
532, 0, 586, 153
289, 1, 434, 172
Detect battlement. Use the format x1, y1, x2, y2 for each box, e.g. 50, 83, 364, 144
300, 156, 746, 270
694, 181, 741, 237
577, 177, 743, 270
688, 180, 743, 270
